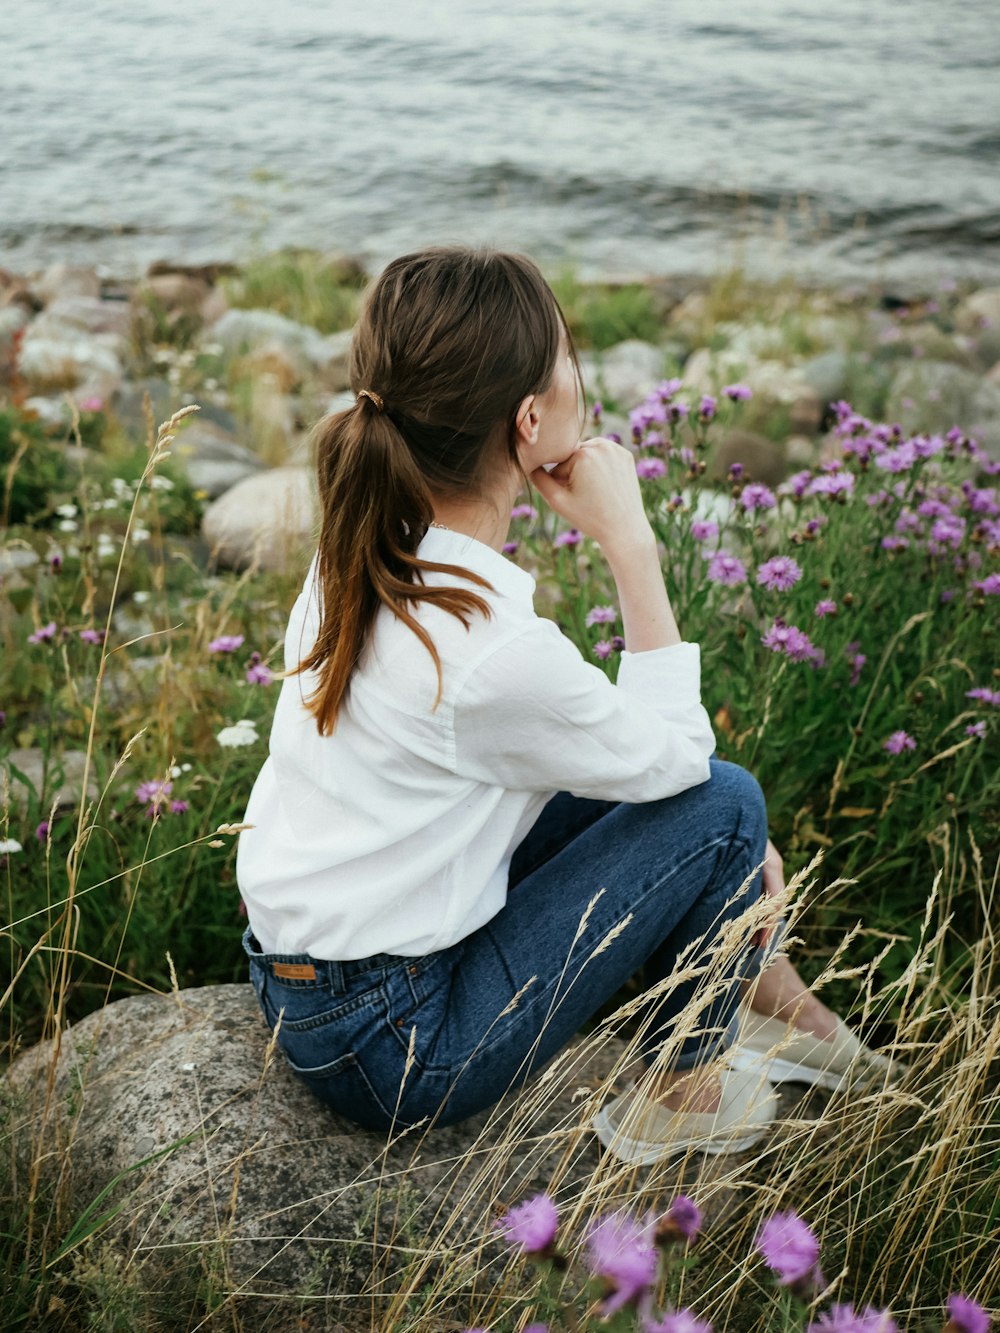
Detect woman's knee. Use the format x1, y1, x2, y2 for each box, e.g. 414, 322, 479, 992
702, 758, 768, 853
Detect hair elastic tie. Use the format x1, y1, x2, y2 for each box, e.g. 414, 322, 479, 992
356, 389, 384, 412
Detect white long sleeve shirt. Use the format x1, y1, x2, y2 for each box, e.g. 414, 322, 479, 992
235, 525, 716, 960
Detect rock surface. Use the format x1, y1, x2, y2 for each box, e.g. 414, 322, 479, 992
170, 420, 264, 499
1, 984, 632, 1329
201, 466, 318, 570
0, 746, 101, 816
594, 338, 667, 410
886, 360, 1000, 458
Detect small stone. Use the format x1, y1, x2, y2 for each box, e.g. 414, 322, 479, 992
202, 466, 318, 571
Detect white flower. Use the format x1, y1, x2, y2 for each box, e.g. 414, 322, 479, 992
150, 476, 174, 491
55, 503, 78, 518
132, 590, 151, 604
58, 519, 79, 532
217, 719, 259, 748
131, 526, 152, 543
0, 839, 23, 855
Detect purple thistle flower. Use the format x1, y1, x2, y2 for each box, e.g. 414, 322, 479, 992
966, 722, 987, 739
756, 555, 803, 592
554, 528, 583, 548
655, 1195, 703, 1244
135, 778, 173, 806
722, 383, 753, 401
585, 1212, 659, 1316
929, 514, 966, 552
610, 635, 625, 651
782, 469, 814, 499
79, 628, 106, 644
739, 483, 777, 513
646, 1312, 713, 1333
880, 536, 910, 552
593, 640, 613, 660
698, 394, 717, 420
50, 553, 63, 571
523, 1326, 549, 1333
815, 599, 837, 618
592, 400, 604, 421
636, 456, 668, 480
761, 621, 824, 666
208, 633, 245, 654
655, 377, 685, 399
844, 642, 867, 686
945, 1293, 991, 1333
495, 1193, 559, 1255
35, 821, 50, 842
966, 687, 1000, 707
245, 651, 274, 685
585, 605, 618, 627
756, 1211, 823, 1289
972, 573, 1000, 595
728, 462, 745, 481
502, 540, 519, 555
690, 519, 719, 543
706, 551, 748, 587
807, 1304, 899, 1332
807, 472, 855, 500
511, 503, 538, 520
28, 621, 58, 644
169, 799, 189, 815
976, 518, 1000, 544
883, 730, 916, 755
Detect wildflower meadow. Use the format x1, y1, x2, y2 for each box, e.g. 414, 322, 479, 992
1, 262, 997, 1329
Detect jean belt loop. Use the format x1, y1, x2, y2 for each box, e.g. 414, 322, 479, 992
328, 959, 348, 994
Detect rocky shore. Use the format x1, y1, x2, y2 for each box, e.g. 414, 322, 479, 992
3, 254, 1000, 574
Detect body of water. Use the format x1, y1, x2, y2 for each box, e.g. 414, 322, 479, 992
3, 0, 999, 284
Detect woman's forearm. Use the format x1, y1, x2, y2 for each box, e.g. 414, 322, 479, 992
602, 526, 682, 652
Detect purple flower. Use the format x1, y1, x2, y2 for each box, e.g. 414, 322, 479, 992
586, 605, 618, 627
511, 503, 538, 520
610, 634, 625, 651
208, 634, 245, 654
761, 621, 825, 667
495, 1193, 558, 1255
698, 394, 717, 420
966, 722, 987, 739
966, 687, 1000, 707
756, 555, 803, 592
636, 456, 668, 480
593, 640, 613, 660
245, 651, 274, 685
28, 621, 58, 644
880, 536, 910, 552
945, 1293, 991, 1333
50, 553, 63, 572
656, 1195, 703, 1243
722, 383, 753, 401
646, 1312, 713, 1333
135, 778, 173, 810
807, 472, 855, 500
739, 483, 777, 513
554, 529, 583, 548
972, 573, 1000, 595
929, 514, 966, 552
807, 1304, 899, 1332
815, 599, 837, 618
782, 469, 814, 499
502, 540, 519, 554
706, 551, 748, 587
169, 799, 189, 815
728, 462, 745, 480
756, 1211, 823, 1289
654, 377, 684, 400
35, 821, 49, 843
883, 730, 916, 755
585, 1212, 659, 1316
845, 643, 866, 686
79, 628, 106, 644
523, 1326, 549, 1333
690, 519, 718, 543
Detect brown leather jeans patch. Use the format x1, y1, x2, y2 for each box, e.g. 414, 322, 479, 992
273, 963, 317, 980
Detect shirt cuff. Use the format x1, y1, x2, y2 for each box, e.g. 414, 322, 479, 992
617, 640, 703, 708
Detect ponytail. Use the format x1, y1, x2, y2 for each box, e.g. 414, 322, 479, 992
277, 395, 495, 735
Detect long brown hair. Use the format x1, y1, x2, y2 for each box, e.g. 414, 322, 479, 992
278, 245, 584, 735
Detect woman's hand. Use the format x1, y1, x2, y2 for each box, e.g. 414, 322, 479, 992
529, 436, 653, 555
752, 839, 787, 950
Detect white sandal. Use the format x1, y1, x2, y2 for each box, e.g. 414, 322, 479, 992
591, 1063, 779, 1165
727, 1003, 902, 1093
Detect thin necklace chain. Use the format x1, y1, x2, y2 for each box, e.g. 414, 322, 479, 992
429, 520, 451, 530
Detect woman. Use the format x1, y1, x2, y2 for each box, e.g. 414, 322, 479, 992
235, 245, 886, 1163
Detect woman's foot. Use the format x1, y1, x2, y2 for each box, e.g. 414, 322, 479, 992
739, 954, 839, 1040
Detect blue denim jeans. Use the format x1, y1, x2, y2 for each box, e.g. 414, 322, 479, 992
243, 757, 773, 1131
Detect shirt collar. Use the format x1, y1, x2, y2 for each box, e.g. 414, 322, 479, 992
417, 526, 536, 605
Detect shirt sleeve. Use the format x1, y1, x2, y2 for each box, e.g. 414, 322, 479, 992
450, 616, 716, 801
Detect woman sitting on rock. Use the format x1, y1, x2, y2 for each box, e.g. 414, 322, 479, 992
236, 244, 891, 1163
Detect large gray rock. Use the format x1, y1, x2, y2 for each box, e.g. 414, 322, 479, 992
201, 466, 318, 571
0, 746, 100, 816
17, 332, 123, 395
594, 339, 666, 410
0, 984, 633, 1329
885, 360, 1000, 458
954, 287, 1000, 336
207, 310, 351, 388
28, 295, 133, 342
171, 420, 264, 499
33, 262, 101, 304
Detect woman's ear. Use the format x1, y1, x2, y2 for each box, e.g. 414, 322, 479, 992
515, 393, 540, 446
